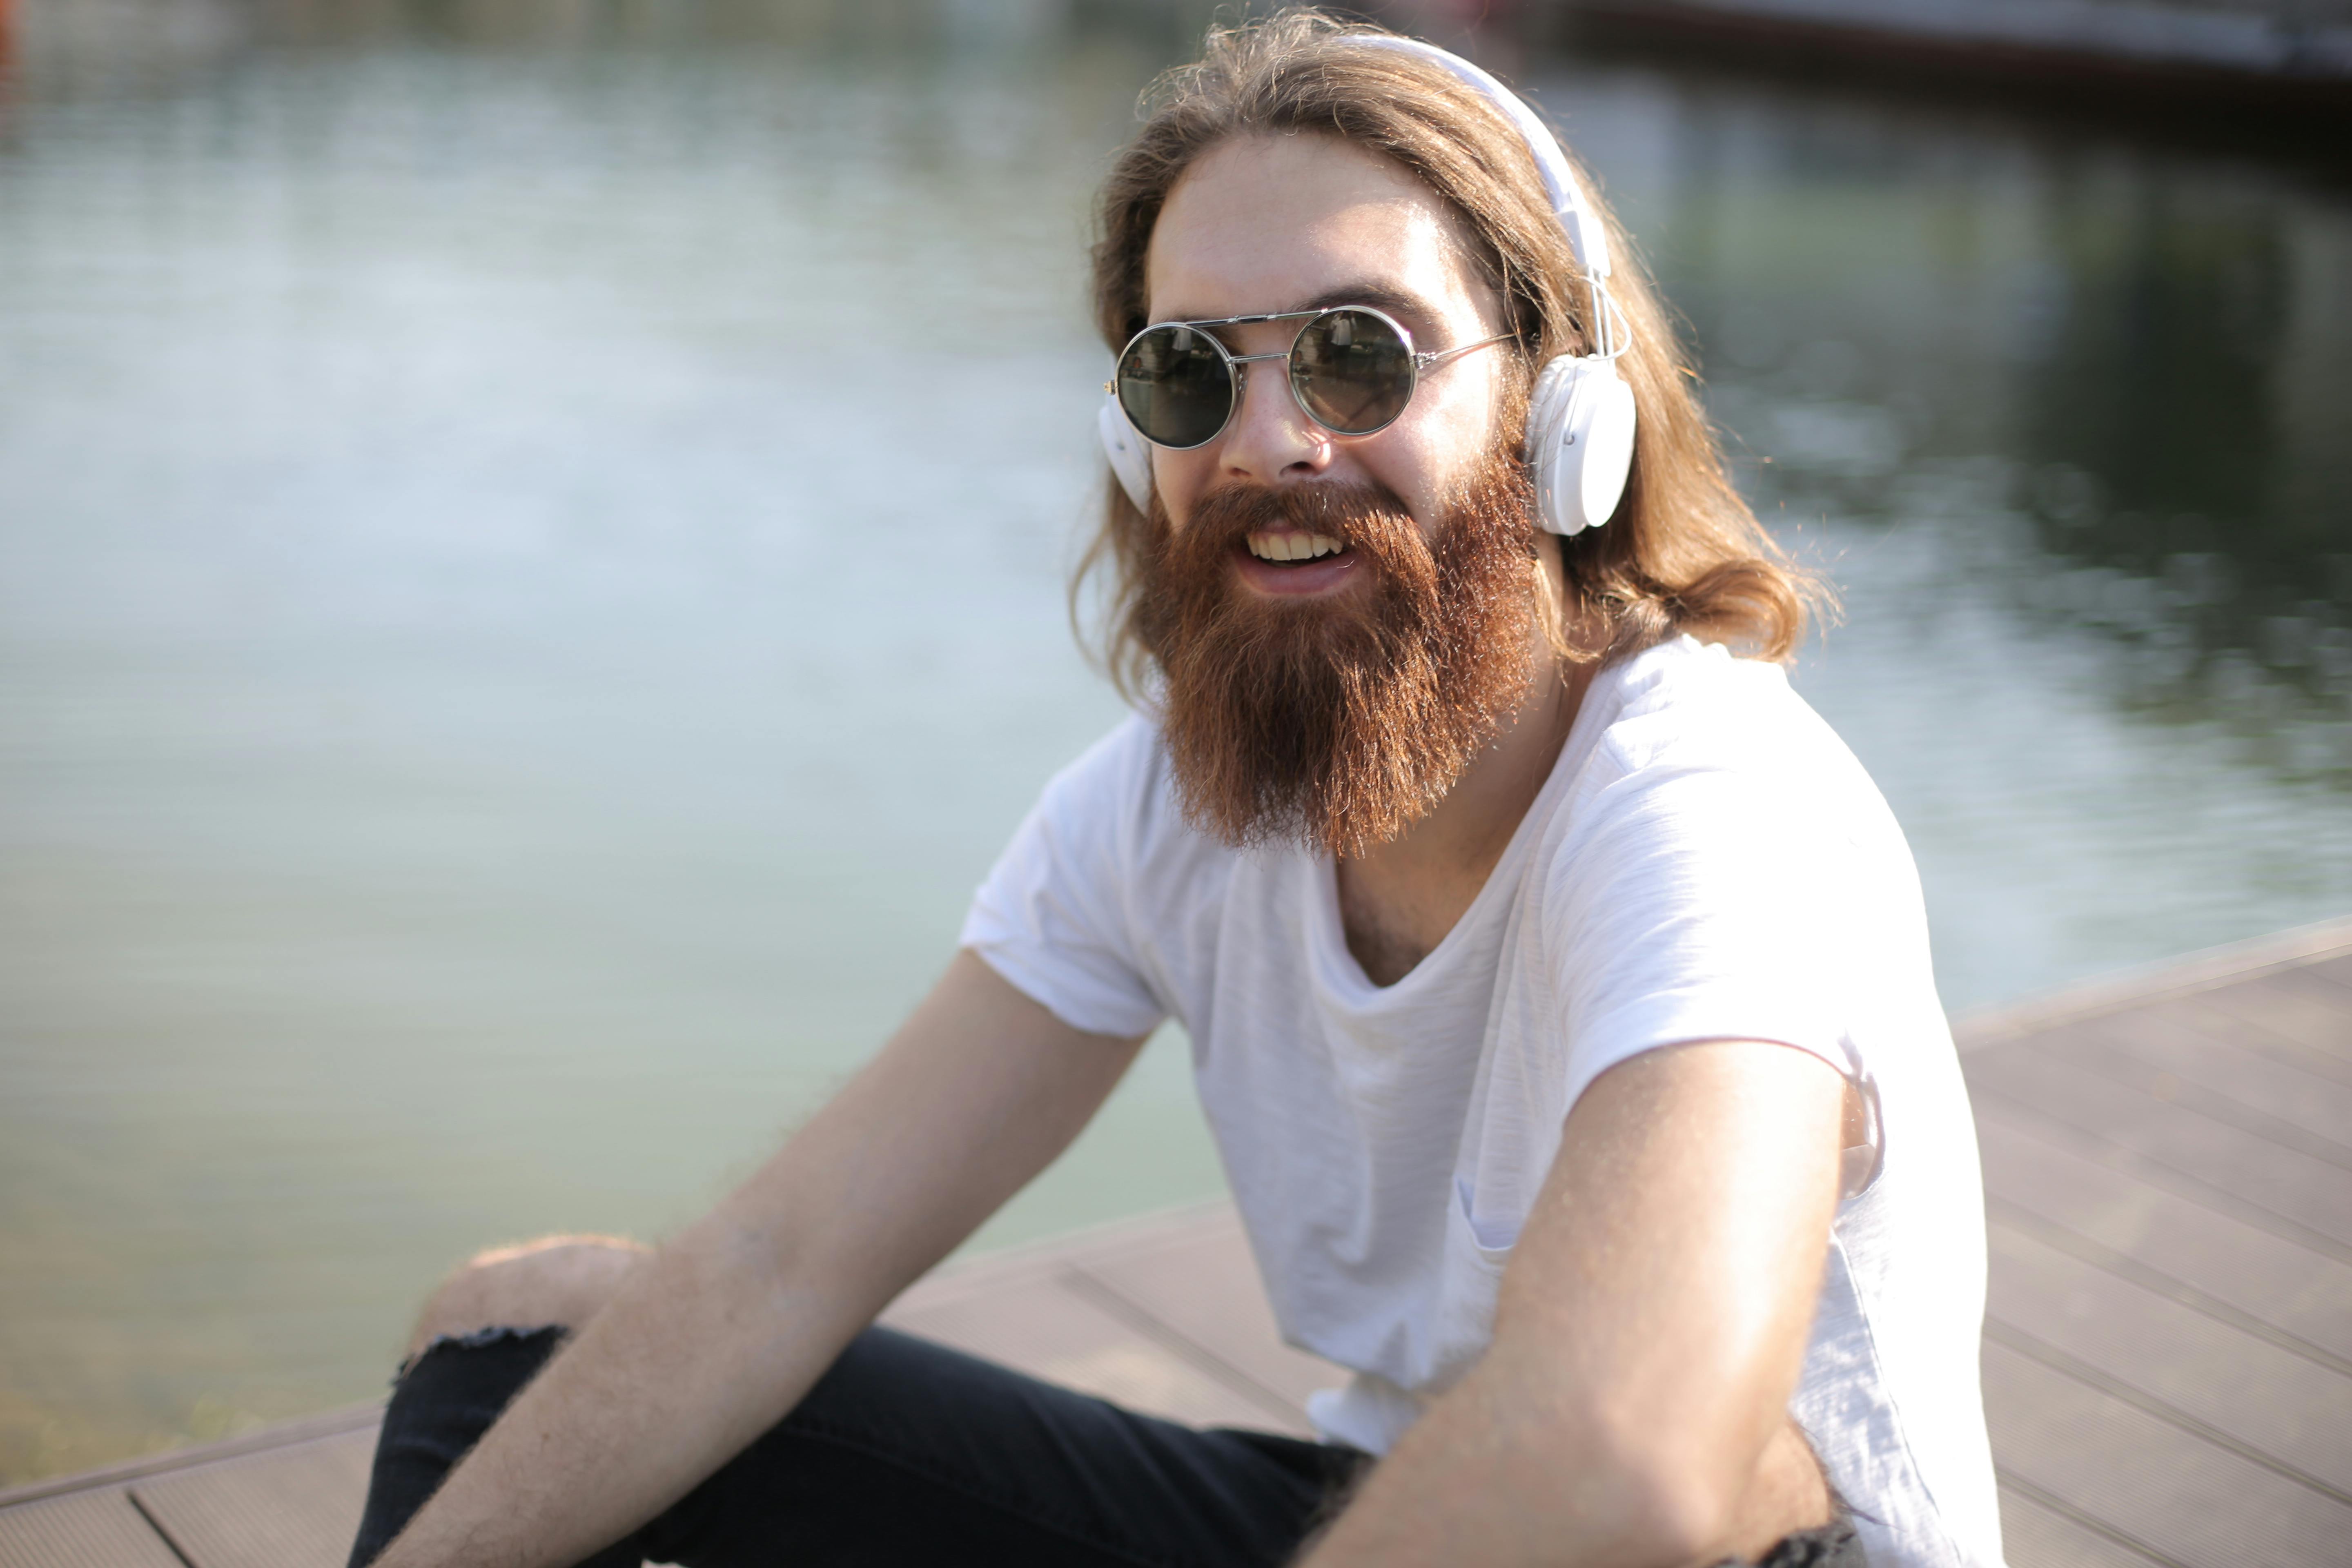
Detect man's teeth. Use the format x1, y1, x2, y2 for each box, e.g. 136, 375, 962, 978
1246, 532, 1347, 562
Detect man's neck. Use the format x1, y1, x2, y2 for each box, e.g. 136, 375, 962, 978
1335, 650, 1595, 987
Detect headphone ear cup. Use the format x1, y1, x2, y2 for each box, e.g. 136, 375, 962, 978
1098, 394, 1155, 514
1525, 355, 1637, 535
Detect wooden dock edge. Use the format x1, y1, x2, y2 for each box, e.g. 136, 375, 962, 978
0, 1403, 384, 1511
1950, 913, 2352, 1051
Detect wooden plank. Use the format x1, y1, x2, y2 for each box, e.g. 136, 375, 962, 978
1965, 1044, 2352, 1251
2184, 971, 2352, 1063
0, 1488, 186, 1568
1951, 916, 2352, 1053
2303, 953, 2352, 994
1981, 1339, 2352, 1568
2173, 987, 2352, 1072
2080, 1007, 2352, 1149
0, 1407, 383, 1511
1062, 1207, 1348, 1417
129, 1429, 374, 1568
1997, 1483, 2169, 1568
2159, 992, 2352, 1093
886, 1234, 1071, 1319
1985, 1221, 2352, 1496
1976, 1117, 2352, 1368
882, 1264, 1296, 1432
2267, 958, 2352, 1017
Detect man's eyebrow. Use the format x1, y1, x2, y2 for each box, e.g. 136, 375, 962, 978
1163, 283, 1442, 330
1288, 283, 1435, 321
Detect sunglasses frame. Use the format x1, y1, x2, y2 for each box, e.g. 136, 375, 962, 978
1110, 305, 1515, 451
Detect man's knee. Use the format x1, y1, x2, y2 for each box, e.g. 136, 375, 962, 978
405, 1234, 649, 1362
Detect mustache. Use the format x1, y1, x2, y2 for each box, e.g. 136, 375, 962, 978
1175, 478, 1422, 558
1158, 479, 1441, 611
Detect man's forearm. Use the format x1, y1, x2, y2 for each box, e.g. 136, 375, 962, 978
369, 1206, 873, 1568
1292, 1353, 1718, 1568
1292, 1361, 1829, 1568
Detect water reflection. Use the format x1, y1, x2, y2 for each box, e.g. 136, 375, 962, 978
1636, 78, 2352, 762
2020, 176, 2352, 730
0, 0, 2346, 1483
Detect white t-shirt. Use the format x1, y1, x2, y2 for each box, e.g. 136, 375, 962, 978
962, 636, 2002, 1568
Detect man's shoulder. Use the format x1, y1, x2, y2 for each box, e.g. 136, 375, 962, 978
1581, 636, 1866, 799
1541, 636, 1909, 892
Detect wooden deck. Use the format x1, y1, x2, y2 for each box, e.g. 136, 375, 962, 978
4, 917, 2348, 1568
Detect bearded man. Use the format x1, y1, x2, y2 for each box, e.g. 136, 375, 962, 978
349, 15, 2000, 1568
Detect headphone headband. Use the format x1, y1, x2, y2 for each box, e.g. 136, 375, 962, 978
1353, 36, 1610, 281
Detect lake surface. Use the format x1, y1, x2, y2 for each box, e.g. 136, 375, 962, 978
3, 2, 2348, 1482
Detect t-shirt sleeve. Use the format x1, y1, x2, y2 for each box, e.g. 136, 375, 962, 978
1543, 735, 1882, 1116
960, 719, 1168, 1040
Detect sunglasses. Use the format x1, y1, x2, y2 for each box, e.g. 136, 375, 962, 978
1112, 305, 1513, 450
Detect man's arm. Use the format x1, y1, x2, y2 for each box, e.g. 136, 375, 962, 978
1299, 1039, 1847, 1568
371, 949, 1145, 1568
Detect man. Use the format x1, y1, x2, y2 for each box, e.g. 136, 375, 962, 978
350, 13, 2000, 1568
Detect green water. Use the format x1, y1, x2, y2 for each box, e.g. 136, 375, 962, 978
2, 2, 2347, 1483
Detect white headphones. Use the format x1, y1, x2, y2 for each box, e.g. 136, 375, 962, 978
1098, 34, 1637, 538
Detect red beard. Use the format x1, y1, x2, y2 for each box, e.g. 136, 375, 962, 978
1134, 453, 1541, 860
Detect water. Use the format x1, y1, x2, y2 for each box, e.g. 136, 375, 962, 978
2, 3, 2346, 1483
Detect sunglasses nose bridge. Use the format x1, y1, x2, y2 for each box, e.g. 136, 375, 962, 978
1210, 353, 1342, 479
1218, 350, 1294, 434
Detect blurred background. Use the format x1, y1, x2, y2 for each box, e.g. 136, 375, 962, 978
2, 0, 2347, 1486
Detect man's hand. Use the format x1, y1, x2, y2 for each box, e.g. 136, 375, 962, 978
369, 951, 1145, 1568
1297, 1040, 1848, 1568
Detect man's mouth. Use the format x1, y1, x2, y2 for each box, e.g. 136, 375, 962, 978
1243, 529, 1349, 565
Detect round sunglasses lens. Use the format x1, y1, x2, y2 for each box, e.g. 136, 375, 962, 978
1117, 325, 1233, 448
1291, 308, 1414, 434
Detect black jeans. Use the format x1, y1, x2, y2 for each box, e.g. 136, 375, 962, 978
350, 1325, 1862, 1568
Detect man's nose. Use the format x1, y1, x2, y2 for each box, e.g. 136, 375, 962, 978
1216, 358, 1334, 484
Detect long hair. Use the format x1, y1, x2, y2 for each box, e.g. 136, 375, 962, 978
1076, 9, 1823, 698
